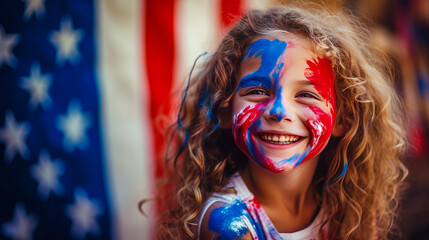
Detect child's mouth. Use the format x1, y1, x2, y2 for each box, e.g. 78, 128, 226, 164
258, 133, 302, 145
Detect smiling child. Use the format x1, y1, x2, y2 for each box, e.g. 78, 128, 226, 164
156, 6, 408, 240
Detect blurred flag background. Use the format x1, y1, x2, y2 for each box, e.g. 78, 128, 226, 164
0, 0, 427, 239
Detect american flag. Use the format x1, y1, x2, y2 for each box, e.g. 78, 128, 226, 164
0, 0, 267, 239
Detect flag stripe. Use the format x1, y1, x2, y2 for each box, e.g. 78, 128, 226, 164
174, 0, 219, 95
220, 0, 244, 30
96, 0, 153, 239
145, 0, 176, 184
0, 0, 270, 239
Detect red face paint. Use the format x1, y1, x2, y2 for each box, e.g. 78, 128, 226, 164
232, 38, 336, 173
233, 103, 278, 171
303, 57, 336, 161
305, 57, 336, 116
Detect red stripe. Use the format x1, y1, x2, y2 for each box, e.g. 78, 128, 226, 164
144, 0, 175, 213
143, 0, 246, 223
220, 0, 245, 30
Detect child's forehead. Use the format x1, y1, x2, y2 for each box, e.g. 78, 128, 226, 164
241, 34, 320, 66
246, 33, 316, 54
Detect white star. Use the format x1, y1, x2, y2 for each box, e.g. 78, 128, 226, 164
30, 150, 65, 200
56, 100, 91, 152
1, 202, 38, 240
0, 26, 20, 68
48, 16, 83, 65
20, 62, 52, 111
0, 110, 30, 163
65, 188, 103, 239
22, 0, 46, 21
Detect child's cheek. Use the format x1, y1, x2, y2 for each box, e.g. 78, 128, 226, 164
304, 106, 335, 161
303, 56, 336, 162
232, 103, 266, 162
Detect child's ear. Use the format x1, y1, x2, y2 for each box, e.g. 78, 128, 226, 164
218, 107, 232, 129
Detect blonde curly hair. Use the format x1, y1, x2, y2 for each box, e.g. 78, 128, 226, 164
154, 5, 408, 240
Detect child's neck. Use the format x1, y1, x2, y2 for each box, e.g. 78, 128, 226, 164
241, 156, 320, 233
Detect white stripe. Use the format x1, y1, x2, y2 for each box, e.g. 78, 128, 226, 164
173, 0, 270, 97
174, 0, 220, 96
245, 0, 271, 10
96, 0, 155, 239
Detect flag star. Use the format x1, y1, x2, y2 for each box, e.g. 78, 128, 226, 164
0, 110, 31, 163
65, 188, 103, 239
56, 100, 91, 152
1, 202, 38, 240
22, 0, 46, 21
0, 26, 20, 68
30, 150, 65, 200
20, 62, 52, 111
48, 16, 83, 65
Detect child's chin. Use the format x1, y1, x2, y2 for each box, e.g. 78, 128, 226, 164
249, 157, 295, 174
279, 162, 296, 172
261, 154, 306, 173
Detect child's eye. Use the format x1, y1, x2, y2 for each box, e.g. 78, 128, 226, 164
296, 91, 321, 100
244, 89, 269, 96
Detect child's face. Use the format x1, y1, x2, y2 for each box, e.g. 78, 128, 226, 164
231, 36, 336, 173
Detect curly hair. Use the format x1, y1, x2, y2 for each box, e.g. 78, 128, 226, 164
155, 5, 408, 240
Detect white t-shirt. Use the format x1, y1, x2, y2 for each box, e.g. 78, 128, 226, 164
198, 173, 331, 240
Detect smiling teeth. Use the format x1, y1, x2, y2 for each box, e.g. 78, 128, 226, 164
259, 134, 300, 144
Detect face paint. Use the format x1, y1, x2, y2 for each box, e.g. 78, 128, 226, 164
303, 57, 336, 161
239, 39, 287, 89
208, 200, 250, 240
232, 38, 336, 173
233, 39, 291, 173
233, 101, 305, 172
304, 57, 336, 115
269, 87, 287, 122
233, 103, 279, 171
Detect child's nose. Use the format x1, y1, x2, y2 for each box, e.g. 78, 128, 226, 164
263, 88, 295, 122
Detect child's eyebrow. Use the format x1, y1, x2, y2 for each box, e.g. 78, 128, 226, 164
295, 79, 315, 86
238, 75, 272, 89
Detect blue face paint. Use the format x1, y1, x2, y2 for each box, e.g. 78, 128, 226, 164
208, 200, 251, 240
242, 39, 287, 84
274, 146, 310, 170
238, 75, 272, 90
246, 118, 264, 163
275, 153, 300, 166
237, 39, 287, 92
269, 86, 287, 122
234, 39, 304, 172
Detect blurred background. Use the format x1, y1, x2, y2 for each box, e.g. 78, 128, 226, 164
0, 0, 427, 239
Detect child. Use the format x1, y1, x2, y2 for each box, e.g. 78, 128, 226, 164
158, 5, 408, 240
